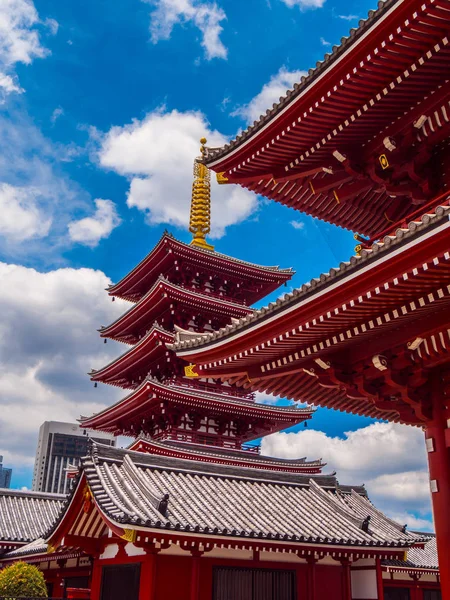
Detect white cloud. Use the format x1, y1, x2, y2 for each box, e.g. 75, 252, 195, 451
0, 0, 57, 96
0, 262, 127, 472
68, 199, 122, 247
261, 422, 433, 530
290, 220, 305, 230
320, 36, 330, 46
338, 14, 359, 21
280, 0, 326, 9
0, 183, 52, 241
0, 110, 93, 259
97, 108, 258, 238
0, 72, 22, 94
50, 106, 64, 124
144, 0, 227, 60
232, 67, 307, 124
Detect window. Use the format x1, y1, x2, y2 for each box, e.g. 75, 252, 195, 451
213, 566, 296, 600
101, 564, 140, 600
423, 591, 442, 600
384, 588, 411, 600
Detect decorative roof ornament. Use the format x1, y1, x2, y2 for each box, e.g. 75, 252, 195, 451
189, 138, 214, 251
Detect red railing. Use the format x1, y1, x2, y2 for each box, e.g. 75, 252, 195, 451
161, 432, 260, 454
172, 377, 255, 401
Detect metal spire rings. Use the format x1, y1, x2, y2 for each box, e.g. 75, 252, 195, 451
189, 137, 214, 251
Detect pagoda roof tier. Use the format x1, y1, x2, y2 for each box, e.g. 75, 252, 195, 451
100, 276, 254, 344
46, 443, 425, 553
0, 489, 65, 549
202, 0, 450, 236
79, 378, 313, 435
90, 325, 175, 388
129, 437, 326, 474
107, 232, 293, 303
173, 201, 450, 425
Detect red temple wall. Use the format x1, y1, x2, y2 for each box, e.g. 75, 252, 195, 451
316, 564, 343, 600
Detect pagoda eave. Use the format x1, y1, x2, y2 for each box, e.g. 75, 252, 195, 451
100, 277, 254, 343
128, 437, 326, 474
80, 378, 313, 436
107, 233, 294, 304
90, 326, 175, 387
203, 0, 450, 235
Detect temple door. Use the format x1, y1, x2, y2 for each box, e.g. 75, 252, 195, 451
100, 564, 140, 600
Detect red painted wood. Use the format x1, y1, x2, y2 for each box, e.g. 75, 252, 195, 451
190, 556, 200, 600
66, 588, 90, 599
89, 560, 103, 600
425, 374, 450, 600
376, 559, 384, 600
307, 557, 317, 600
139, 553, 156, 600
340, 560, 351, 600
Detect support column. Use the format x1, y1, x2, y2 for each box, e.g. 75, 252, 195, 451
306, 557, 317, 600
375, 559, 384, 600
425, 373, 450, 600
190, 553, 201, 600
340, 559, 352, 600
139, 552, 156, 600
89, 559, 103, 600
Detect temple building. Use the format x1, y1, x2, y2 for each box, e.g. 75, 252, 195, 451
80, 142, 320, 473
1, 0, 449, 596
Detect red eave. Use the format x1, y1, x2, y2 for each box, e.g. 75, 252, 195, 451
107, 233, 293, 303
90, 326, 175, 388
176, 214, 450, 367
80, 379, 313, 433
100, 276, 254, 343
130, 438, 325, 474
204, 0, 450, 235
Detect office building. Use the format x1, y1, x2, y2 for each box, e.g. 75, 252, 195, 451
32, 422, 115, 494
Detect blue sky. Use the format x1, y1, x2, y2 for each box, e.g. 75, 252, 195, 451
0, 0, 432, 530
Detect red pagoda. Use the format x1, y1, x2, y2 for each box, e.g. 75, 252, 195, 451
81, 141, 322, 473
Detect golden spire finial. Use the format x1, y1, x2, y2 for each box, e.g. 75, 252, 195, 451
189, 137, 214, 251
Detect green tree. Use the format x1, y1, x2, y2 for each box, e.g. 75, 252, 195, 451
0, 561, 48, 598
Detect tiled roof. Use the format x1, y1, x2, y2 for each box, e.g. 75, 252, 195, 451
384, 534, 438, 570
77, 443, 422, 548
173, 202, 450, 352
0, 488, 65, 544
204, 0, 398, 164
131, 436, 326, 470
107, 232, 293, 294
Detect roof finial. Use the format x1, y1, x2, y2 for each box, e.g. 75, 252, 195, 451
189, 137, 214, 251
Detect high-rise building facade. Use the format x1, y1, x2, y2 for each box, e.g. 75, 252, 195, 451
0, 456, 12, 488
32, 422, 115, 494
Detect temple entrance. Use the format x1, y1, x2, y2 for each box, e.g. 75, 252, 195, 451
100, 564, 140, 600
213, 566, 296, 600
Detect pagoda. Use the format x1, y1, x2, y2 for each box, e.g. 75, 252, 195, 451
81, 139, 322, 474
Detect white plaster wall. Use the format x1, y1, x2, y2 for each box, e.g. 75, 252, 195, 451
351, 570, 378, 599
393, 572, 411, 581
100, 544, 119, 560
259, 551, 304, 564
125, 543, 146, 557
66, 558, 78, 568
208, 548, 252, 560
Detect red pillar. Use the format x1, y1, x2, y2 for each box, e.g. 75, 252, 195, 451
425, 375, 450, 600
190, 554, 201, 600
139, 552, 156, 600
89, 559, 103, 600
306, 557, 317, 600
340, 559, 352, 600
375, 558, 384, 600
